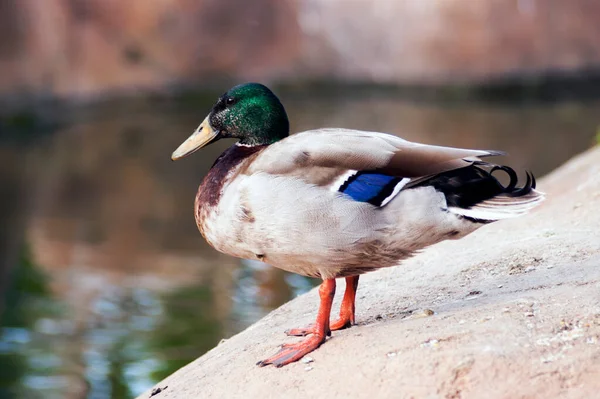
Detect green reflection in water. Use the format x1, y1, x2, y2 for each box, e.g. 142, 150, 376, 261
0, 250, 314, 398
82, 287, 162, 399
147, 284, 222, 383
0, 245, 62, 399
107, 339, 133, 399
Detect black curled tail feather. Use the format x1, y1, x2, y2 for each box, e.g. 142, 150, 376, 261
411, 164, 535, 209
489, 165, 536, 196
411, 163, 543, 222
490, 165, 517, 192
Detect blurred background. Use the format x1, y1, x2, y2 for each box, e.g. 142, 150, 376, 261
1, 0, 599, 398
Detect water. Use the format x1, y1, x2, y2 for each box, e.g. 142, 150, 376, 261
1, 91, 598, 398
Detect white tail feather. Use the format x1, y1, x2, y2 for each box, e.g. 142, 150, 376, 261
449, 189, 545, 221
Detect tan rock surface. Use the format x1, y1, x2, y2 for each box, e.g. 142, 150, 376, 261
140, 146, 600, 399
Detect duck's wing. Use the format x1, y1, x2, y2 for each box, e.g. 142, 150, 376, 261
249, 128, 502, 178
248, 128, 543, 218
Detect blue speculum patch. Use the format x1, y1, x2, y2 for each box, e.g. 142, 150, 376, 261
339, 172, 403, 206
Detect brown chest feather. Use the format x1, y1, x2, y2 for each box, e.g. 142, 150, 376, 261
194, 144, 266, 232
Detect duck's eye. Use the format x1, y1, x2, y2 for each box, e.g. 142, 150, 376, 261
226, 97, 235, 106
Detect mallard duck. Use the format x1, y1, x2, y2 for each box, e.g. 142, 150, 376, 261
171, 83, 544, 367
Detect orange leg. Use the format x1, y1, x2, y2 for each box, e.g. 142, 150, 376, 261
257, 279, 336, 367
331, 275, 359, 330
286, 276, 359, 337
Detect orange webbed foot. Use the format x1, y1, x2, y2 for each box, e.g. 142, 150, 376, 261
256, 334, 326, 367
329, 315, 354, 331
285, 324, 316, 337
285, 323, 332, 337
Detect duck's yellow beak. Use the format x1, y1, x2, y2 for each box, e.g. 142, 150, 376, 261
171, 116, 219, 160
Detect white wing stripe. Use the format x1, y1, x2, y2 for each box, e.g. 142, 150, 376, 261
380, 178, 411, 207
330, 170, 358, 192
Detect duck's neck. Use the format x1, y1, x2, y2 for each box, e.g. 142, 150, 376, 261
196, 144, 267, 210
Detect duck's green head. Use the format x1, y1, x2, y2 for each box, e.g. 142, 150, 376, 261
172, 83, 289, 160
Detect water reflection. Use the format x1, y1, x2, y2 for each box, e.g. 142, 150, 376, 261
148, 282, 222, 382
0, 246, 63, 399
0, 92, 598, 398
